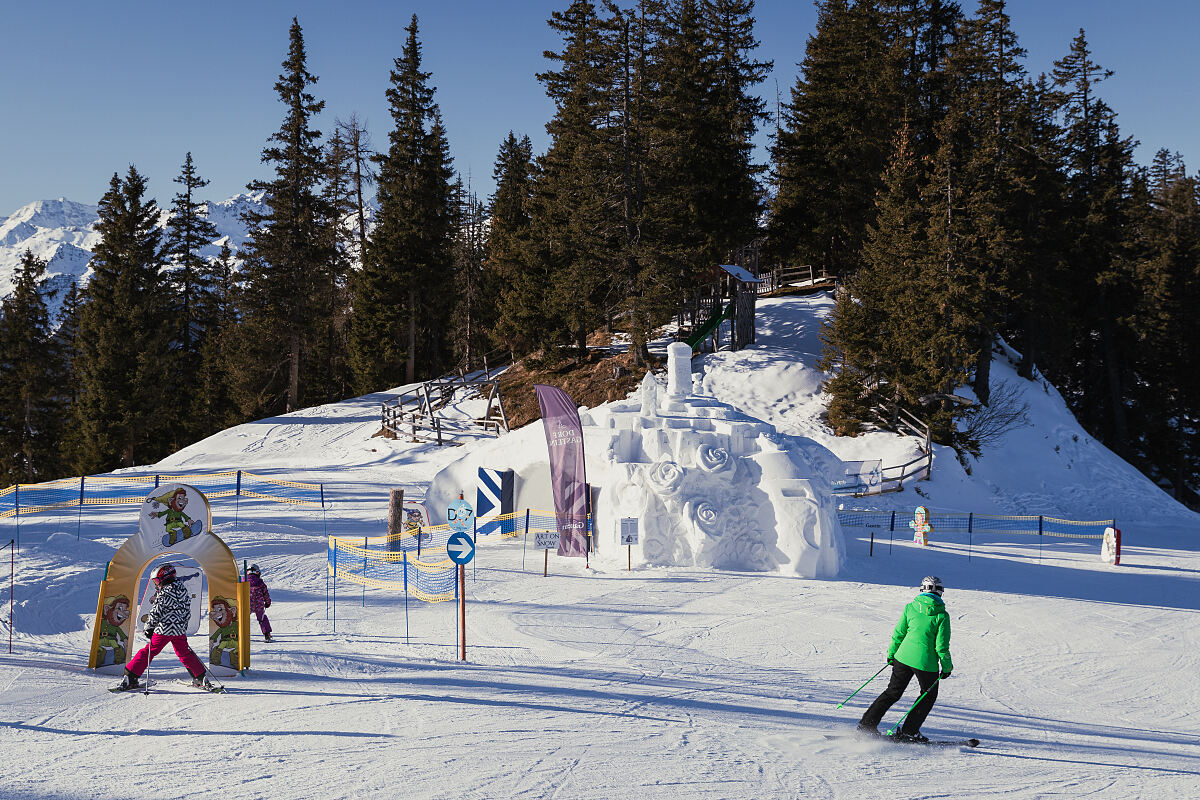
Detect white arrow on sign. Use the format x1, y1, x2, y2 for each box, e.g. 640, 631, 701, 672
447, 534, 475, 563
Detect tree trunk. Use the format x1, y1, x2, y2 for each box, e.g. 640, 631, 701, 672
288, 330, 300, 413
973, 327, 992, 405
407, 289, 417, 384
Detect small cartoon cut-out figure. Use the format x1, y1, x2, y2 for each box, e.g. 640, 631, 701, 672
910, 506, 932, 546
96, 594, 132, 666
148, 488, 203, 547
209, 596, 240, 669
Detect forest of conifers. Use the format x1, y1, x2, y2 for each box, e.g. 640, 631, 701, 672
0, 1, 1195, 507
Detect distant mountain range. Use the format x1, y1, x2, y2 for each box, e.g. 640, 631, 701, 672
0, 194, 266, 318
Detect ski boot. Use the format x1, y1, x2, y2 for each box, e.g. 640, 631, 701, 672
894, 731, 929, 743
111, 669, 141, 692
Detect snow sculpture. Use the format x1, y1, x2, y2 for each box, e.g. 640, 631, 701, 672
427, 343, 846, 578
592, 344, 844, 578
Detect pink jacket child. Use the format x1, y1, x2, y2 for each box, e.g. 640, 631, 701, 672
247, 564, 273, 642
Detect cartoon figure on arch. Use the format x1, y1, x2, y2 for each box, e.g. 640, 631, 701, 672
209, 595, 240, 668
146, 486, 204, 548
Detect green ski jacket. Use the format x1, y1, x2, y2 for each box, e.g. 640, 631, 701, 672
887, 592, 953, 673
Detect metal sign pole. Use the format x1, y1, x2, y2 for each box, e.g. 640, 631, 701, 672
458, 564, 466, 661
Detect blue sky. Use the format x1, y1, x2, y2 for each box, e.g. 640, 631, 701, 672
1, 1, 1197, 216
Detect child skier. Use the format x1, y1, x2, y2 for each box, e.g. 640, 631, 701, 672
857, 575, 954, 742
247, 564, 273, 642
114, 564, 215, 691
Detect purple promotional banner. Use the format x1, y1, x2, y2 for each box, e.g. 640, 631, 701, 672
533, 384, 588, 557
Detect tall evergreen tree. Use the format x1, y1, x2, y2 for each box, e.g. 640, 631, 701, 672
529, 0, 622, 358
767, 0, 899, 275
486, 132, 541, 354
234, 18, 334, 415
335, 113, 377, 267
0, 250, 66, 483
1049, 30, 1137, 455
74, 167, 171, 471
350, 14, 457, 390
163, 152, 221, 444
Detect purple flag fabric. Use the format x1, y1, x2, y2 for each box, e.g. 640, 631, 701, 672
534, 384, 588, 557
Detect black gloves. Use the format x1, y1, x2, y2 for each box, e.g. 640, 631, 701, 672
144, 628, 154, 639
887, 657, 896, 665
940, 671, 952, 679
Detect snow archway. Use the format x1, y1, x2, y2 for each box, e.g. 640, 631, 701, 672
87, 483, 250, 675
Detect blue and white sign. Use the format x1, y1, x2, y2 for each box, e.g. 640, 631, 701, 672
447, 498, 475, 533
447, 531, 476, 565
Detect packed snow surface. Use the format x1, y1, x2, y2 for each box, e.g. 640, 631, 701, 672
1, 293, 1197, 799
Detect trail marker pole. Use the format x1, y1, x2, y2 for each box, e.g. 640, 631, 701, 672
5, 539, 12, 653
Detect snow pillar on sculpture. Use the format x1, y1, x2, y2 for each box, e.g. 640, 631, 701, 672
88, 484, 250, 675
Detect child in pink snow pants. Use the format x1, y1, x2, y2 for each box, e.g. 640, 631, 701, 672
116, 564, 214, 690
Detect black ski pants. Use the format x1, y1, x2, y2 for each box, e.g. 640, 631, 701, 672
858, 661, 939, 735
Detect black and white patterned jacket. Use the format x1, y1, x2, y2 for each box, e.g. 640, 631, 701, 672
146, 580, 191, 637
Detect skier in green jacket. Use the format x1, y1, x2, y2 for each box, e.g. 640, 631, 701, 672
858, 576, 954, 742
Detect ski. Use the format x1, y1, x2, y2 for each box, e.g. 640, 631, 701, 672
176, 678, 226, 693
109, 679, 155, 693
889, 735, 979, 748
827, 732, 980, 748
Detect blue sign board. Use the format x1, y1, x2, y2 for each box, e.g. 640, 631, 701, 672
447, 531, 476, 565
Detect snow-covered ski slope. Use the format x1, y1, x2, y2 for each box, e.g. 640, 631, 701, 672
1, 293, 1197, 800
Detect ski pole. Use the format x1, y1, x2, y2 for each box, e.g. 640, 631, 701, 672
837, 663, 891, 708
886, 677, 941, 736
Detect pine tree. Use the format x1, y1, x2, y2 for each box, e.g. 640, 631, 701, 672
234, 18, 334, 415
1127, 153, 1200, 503
1048, 30, 1137, 455
0, 250, 67, 484
335, 113, 377, 267
350, 14, 458, 391
486, 132, 540, 354
74, 167, 172, 471
530, 0, 622, 358
195, 243, 240, 435
767, 0, 900, 275
162, 152, 221, 444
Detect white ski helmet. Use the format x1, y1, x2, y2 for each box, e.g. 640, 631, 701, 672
920, 575, 944, 595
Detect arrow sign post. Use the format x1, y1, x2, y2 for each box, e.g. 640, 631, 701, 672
447, 497, 475, 661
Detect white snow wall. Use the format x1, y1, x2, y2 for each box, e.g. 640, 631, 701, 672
428, 343, 845, 578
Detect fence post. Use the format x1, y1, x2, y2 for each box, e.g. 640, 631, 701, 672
76, 476, 86, 541
13, 485, 19, 553
332, 545, 337, 633
234, 471, 242, 532
522, 508, 531, 571
1038, 515, 1044, 563
869, 530, 874, 557
154, 475, 160, 488
403, 550, 409, 645
889, 510, 896, 555
967, 512, 973, 562
362, 536, 367, 607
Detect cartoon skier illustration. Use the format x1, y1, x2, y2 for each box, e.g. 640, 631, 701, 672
209, 595, 240, 668
96, 594, 132, 666
147, 487, 203, 547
